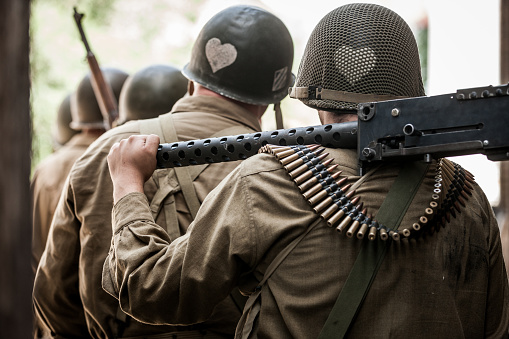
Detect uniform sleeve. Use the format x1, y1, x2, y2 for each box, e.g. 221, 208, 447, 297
33, 176, 89, 337
102, 167, 256, 326
30, 169, 49, 274
481, 187, 509, 338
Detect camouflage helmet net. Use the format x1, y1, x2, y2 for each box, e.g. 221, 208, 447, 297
290, 3, 425, 111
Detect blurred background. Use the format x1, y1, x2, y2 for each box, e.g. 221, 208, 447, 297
30, 0, 502, 204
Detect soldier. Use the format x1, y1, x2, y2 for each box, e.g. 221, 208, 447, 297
115, 64, 188, 126
102, 4, 509, 338
51, 93, 78, 151
33, 5, 294, 339
31, 67, 128, 274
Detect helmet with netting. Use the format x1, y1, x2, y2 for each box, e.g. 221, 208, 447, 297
117, 64, 188, 125
290, 3, 425, 112
182, 5, 294, 105
52, 93, 78, 150
70, 67, 129, 130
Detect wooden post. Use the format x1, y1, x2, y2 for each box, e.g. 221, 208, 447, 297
0, 0, 33, 337
499, 0, 509, 278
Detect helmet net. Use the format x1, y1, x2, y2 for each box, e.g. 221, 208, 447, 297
295, 3, 425, 111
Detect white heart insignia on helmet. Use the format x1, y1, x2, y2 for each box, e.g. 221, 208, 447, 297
205, 38, 238, 73
335, 46, 376, 85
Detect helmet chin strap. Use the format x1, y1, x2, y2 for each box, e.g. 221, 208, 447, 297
274, 102, 284, 129
289, 86, 408, 103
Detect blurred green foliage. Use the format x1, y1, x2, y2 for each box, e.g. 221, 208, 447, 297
29, 0, 205, 175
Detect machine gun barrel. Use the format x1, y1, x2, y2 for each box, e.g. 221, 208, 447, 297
156, 122, 358, 168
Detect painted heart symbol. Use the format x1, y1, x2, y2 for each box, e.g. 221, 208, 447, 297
205, 38, 238, 73
335, 46, 376, 84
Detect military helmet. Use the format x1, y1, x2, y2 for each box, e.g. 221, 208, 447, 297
290, 3, 425, 112
117, 64, 188, 125
52, 93, 78, 149
70, 67, 129, 130
182, 5, 294, 105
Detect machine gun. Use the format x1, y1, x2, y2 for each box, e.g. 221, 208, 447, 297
156, 83, 509, 175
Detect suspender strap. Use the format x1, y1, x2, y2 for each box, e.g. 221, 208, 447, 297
318, 161, 429, 339
236, 217, 323, 339
158, 114, 201, 219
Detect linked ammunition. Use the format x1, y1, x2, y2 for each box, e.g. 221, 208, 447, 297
379, 226, 388, 241
389, 229, 400, 241
267, 146, 291, 154
308, 181, 350, 206
285, 152, 329, 172
288, 158, 333, 179
346, 208, 367, 238
313, 188, 352, 214
336, 203, 363, 234
293, 164, 338, 185
368, 223, 378, 241
319, 191, 355, 219
457, 195, 466, 207
298, 168, 341, 192
278, 146, 323, 165
327, 196, 359, 227
425, 207, 433, 216
303, 174, 344, 200
357, 214, 372, 239
402, 228, 411, 237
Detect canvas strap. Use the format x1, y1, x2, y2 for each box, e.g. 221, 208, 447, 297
317, 161, 430, 339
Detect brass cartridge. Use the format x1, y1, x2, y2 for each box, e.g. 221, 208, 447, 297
346, 208, 366, 238
336, 203, 362, 233
293, 164, 338, 185
389, 230, 400, 241
320, 191, 354, 219
288, 158, 333, 179
327, 196, 359, 227
285, 152, 329, 172
402, 228, 411, 237
368, 226, 377, 240
357, 214, 372, 239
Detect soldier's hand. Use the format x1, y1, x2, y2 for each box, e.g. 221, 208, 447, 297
107, 134, 160, 204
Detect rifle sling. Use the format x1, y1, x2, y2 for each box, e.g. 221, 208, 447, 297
317, 161, 429, 339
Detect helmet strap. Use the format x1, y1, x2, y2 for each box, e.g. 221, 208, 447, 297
289, 86, 409, 103
274, 102, 284, 129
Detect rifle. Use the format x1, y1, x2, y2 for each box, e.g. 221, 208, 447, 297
73, 7, 118, 129
156, 83, 509, 175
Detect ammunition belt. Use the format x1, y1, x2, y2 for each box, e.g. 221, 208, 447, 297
259, 144, 476, 241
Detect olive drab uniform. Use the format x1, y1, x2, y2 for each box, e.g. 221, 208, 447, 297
102, 146, 509, 338
31, 133, 98, 272
33, 95, 260, 338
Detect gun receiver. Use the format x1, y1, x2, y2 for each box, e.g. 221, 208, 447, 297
73, 7, 118, 129
156, 83, 509, 174
358, 83, 509, 175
